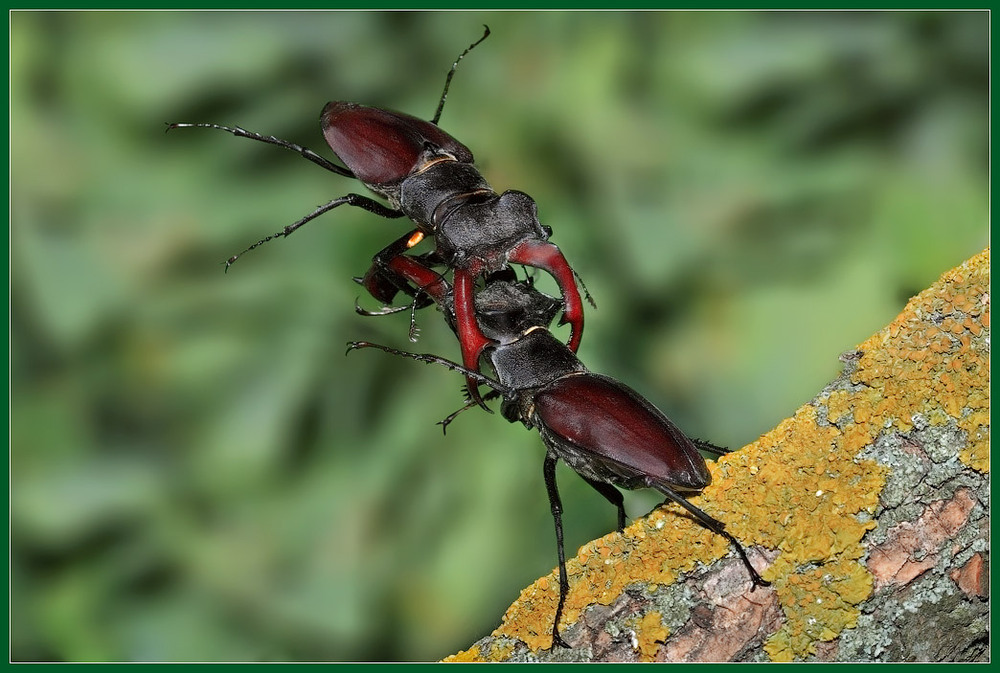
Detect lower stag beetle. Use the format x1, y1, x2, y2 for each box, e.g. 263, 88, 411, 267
347, 264, 770, 649
167, 27, 586, 407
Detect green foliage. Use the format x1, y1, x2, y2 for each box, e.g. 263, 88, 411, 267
11, 10, 987, 662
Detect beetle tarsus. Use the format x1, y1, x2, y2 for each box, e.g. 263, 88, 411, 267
354, 301, 411, 317
439, 387, 503, 432
693, 438, 730, 456
654, 485, 770, 589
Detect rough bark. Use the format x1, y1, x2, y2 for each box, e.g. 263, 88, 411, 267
445, 248, 989, 663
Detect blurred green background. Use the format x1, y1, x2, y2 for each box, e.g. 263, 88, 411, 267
11, 10, 987, 662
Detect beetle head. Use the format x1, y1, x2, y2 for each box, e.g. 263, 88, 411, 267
474, 280, 562, 343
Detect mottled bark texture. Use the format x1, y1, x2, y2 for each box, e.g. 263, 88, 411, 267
445, 248, 989, 663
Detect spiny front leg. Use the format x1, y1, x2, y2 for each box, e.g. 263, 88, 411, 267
345, 341, 512, 396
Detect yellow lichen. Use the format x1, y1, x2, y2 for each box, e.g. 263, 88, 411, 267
632, 611, 669, 662
760, 248, 989, 660
850, 248, 989, 475
763, 558, 874, 660
442, 645, 482, 663
452, 248, 989, 661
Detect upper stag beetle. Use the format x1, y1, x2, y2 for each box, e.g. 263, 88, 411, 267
347, 260, 770, 649
167, 27, 586, 406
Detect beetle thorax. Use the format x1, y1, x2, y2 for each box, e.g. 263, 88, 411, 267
398, 161, 493, 231
434, 190, 548, 273
489, 331, 586, 391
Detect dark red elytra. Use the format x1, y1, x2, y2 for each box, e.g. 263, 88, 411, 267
320, 102, 474, 186
533, 374, 712, 492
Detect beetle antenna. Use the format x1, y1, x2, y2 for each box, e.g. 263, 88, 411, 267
432, 25, 490, 125
165, 122, 355, 178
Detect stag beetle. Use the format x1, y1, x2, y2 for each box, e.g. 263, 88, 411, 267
347, 266, 770, 649
167, 27, 585, 407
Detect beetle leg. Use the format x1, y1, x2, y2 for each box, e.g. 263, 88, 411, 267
692, 438, 730, 457
453, 268, 496, 410
543, 451, 572, 650
436, 389, 503, 435
225, 193, 406, 271
354, 302, 411, 317
581, 478, 627, 532
387, 255, 451, 305
357, 231, 436, 306
361, 250, 498, 411
383, 256, 453, 343
653, 482, 771, 589
165, 121, 356, 178
345, 341, 513, 396
507, 239, 584, 353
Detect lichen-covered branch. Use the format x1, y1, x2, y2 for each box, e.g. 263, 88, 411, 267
445, 248, 989, 663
